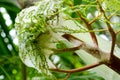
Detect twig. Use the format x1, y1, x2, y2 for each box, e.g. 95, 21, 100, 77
50, 61, 102, 73
65, 2, 98, 47
63, 73, 71, 80
96, 0, 116, 58
116, 30, 120, 34
62, 34, 110, 61
76, 11, 98, 47
89, 13, 102, 25
108, 10, 119, 19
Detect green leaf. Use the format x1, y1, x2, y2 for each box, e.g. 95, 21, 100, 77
74, 0, 82, 5
0, 35, 11, 55
0, 2, 20, 12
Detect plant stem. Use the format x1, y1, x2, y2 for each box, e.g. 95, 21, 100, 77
66, 3, 98, 47
0, 66, 11, 80
76, 11, 98, 47
50, 61, 102, 73
96, 0, 116, 58
22, 63, 27, 80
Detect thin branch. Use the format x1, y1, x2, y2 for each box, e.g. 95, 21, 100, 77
50, 61, 102, 73
63, 73, 71, 80
96, 0, 116, 58
89, 13, 102, 25
62, 34, 110, 60
116, 30, 120, 34
65, 3, 98, 47
52, 34, 110, 62
62, 34, 120, 74
108, 10, 119, 19
76, 11, 98, 47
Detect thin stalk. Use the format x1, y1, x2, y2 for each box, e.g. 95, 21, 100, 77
22, 63, 27, 80
76, 11, 98, 47
50, 61, 102, 73
96, 0, 116, 58
0, 66, 12, 80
